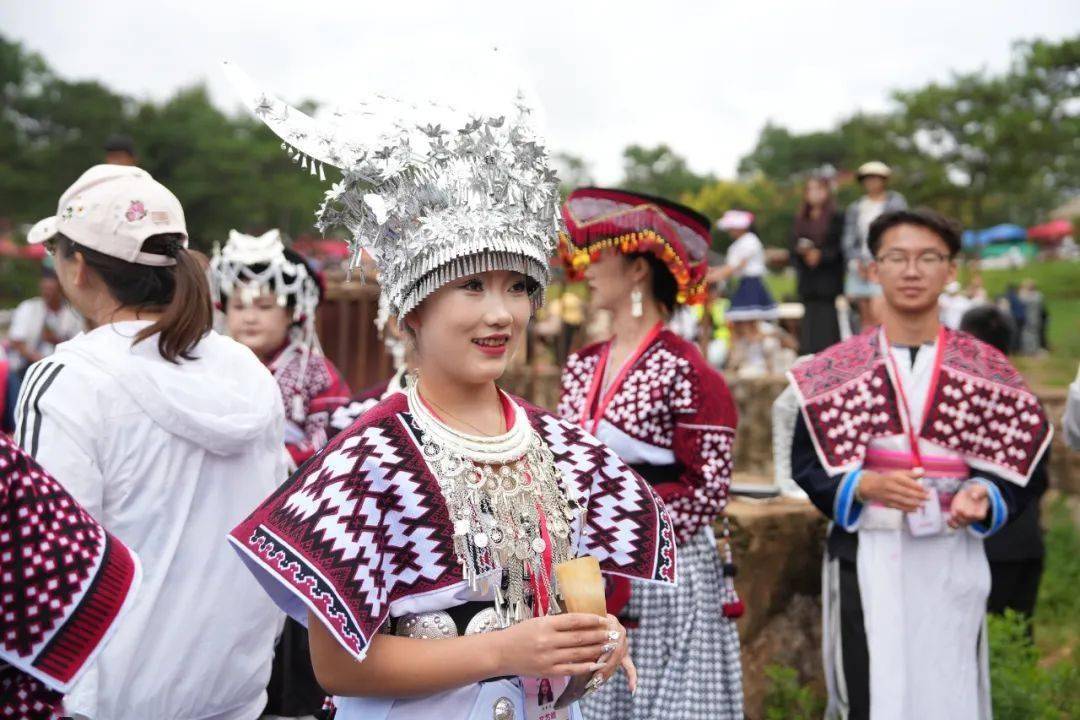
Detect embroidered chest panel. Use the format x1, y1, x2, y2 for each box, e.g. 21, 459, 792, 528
800, 361, 904, 470
559, 342, 698, 449
791, 329, 1050, 479
272, 348, 337, 418
1, 435, 136, 711
1, 448, 105, 660
922, 365, 1047, 476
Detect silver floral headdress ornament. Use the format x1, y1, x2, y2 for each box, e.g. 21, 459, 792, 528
222, 61, 561, 320
210, 228, 321, 322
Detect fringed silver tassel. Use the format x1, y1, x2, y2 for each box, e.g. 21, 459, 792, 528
398, 251, 549, 318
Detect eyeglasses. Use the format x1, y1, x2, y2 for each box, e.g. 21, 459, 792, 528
875, 251, 951, 272
43, 237, 57, 256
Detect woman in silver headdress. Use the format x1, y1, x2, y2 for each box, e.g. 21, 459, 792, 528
211, 229, 352, 468
211, 229, 351, 717
223, 65, 678, 720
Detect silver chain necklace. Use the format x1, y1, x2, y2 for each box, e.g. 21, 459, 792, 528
407, 382, 580, 626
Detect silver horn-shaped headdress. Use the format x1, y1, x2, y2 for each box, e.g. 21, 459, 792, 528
223, 61, 560, 319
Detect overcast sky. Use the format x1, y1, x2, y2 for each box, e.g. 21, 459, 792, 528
3, 1, 1077, 182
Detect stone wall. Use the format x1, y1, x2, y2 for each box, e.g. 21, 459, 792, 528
725, 498, 827, 719
728, 376, 790, 478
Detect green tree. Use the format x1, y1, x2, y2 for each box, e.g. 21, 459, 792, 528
620, 143, 712, 200
0, 32, 331, 252
682, 175, 800, 250
553, 151, 594, 198
737, 122, 847, 178
0, 36, 129, 225
130, 86, 329, 250
893, 36, 1079, 227
737, 34, 1080, 229
737, 113, 903, 184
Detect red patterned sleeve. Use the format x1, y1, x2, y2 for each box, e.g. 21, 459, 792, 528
556, 345, 603, 424
0, 434, 139, 714
532, 411, 677, 586
288, 358, 353, 465
663, 356, 738, 544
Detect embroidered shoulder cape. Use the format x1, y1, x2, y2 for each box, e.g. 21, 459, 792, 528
787, 327, 1051, 485
229, 392, 676, 662
558, 329, 737, 544
0, 434, 139, 719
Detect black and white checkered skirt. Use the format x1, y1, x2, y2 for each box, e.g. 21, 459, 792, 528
582, 525, 744, 720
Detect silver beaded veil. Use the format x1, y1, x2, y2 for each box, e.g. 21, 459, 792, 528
211, 226, 320, 309
222, 61, 561, 319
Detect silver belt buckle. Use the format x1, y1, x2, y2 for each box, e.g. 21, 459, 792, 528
395, 610, 456, 639
394, 606, 502, 639
465, 607, 500, 635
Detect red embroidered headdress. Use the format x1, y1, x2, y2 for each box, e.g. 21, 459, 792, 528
559, 187, 711, 305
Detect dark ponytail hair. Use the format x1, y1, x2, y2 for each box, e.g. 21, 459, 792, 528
55, 232, 213, 363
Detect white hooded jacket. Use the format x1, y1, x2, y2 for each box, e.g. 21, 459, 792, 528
15, 320, 285, 720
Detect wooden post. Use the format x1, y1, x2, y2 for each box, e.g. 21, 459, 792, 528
317, 269, 393, 392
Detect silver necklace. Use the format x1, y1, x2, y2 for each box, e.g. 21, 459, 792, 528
421, 392, 506, 437
406, 383, 580, 626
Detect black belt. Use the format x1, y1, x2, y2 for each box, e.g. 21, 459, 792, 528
388, 601, 513, 683
628, 462, 683, 487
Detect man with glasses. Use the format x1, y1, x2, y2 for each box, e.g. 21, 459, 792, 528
786, 209, 1050, 719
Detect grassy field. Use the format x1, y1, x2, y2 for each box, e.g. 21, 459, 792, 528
1035, 497, 1080, 659
766, 259, 1080, 388
967, 261, 1079, 389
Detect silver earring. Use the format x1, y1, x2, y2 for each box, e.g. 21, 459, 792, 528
631, 288, 643, 318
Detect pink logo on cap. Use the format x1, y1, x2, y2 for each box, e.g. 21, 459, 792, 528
125, 200, 147, 222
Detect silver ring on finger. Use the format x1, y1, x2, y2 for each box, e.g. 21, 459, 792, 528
606, 630, 620, 642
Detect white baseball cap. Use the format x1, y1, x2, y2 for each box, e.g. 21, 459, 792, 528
31, 164, 188, 267
27, 216, 57, 245
717, 210, 755, 232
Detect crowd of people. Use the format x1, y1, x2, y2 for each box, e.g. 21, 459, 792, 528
0, 70, 1076, 720
536, 161, 1055, 382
